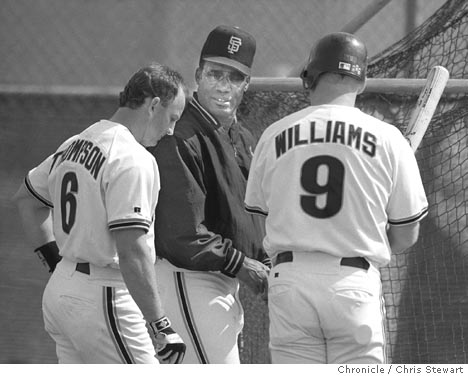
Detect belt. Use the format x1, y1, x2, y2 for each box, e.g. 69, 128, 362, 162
76, 262, 90, 275
273, 251, 370, 270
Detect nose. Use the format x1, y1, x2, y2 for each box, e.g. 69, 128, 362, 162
166, 127, 174, 136
215, 76, 232, 90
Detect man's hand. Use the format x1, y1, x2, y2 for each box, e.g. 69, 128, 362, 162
148, 316, 186, 364
237, 256, 270, 297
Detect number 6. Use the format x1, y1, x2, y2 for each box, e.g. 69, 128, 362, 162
60, 172, 78, 234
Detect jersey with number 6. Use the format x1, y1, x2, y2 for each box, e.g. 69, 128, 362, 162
25, 120, 159, 268
245, 104, 428, 267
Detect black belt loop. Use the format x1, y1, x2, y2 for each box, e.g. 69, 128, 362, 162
341, 257, 370, 271
273, 251, 369, 271
76, 262, 90, 275
273, 251, 293, 266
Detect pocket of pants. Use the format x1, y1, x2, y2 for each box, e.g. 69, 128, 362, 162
58, 294, 97, 319
268, 280, 296, 311
269, 283, 291, 298
331, 287, 381, 345
334, 287, 375, 302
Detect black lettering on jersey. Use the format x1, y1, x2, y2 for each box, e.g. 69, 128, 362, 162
294, 124, 308, 146
85, 146, 105, 179
310, 121, 323, 143
287, 127, 294, 150
363, 132, 377, 157
84, 146, 99, 170
332, 121, 346, 144
325, 121, 333, 142
69, 139, 86, 162
275, 130, 287, 158
79, 141, 92, 163
60, 141, 75, 163
90, 151, 106, 179
50, 151, 64, 173
53, 138, 107, 180
347, 124, 362, 149
276, 120, 377, 160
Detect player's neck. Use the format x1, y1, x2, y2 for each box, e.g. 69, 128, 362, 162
308, 75, 361, 107
109, 108, 146, 142
308, 90, 357, 107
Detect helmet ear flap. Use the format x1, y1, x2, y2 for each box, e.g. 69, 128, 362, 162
300, 65, 311, 90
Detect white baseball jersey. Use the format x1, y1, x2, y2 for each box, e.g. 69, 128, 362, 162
26, 120, 159, 268
245, 104, 428, 266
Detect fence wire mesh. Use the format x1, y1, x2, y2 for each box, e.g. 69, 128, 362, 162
238, 0, 468, 363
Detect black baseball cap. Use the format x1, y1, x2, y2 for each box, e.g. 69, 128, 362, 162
200, 25, 256, 76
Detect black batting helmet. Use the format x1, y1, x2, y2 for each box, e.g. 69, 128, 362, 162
300, 32, 368, 90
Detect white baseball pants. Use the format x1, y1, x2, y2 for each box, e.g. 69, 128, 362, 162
268, 251, 386, 364
155, 258, 244, 364
42, 258, 158, 363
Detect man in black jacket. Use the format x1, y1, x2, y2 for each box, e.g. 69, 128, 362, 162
148, 25, 269, 364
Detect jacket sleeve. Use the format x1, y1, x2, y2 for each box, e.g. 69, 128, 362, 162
152, 135, 245, 276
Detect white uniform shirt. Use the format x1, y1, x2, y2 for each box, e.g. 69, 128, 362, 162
26, 120, 159, 268
245, 105, 428, 266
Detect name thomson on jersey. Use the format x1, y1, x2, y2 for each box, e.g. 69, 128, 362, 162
275, 120, 377, 159
50, 138, 106, 180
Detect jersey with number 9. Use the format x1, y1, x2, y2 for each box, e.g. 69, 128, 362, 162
245, 105, 428, 267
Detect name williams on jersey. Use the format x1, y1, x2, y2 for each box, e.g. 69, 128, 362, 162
275, 120, 377, 159
50, 138, 106, 180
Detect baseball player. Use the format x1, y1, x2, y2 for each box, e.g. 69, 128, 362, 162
148, 25, 270, 364
245, 32, 428, 364
13, 63, 187, 364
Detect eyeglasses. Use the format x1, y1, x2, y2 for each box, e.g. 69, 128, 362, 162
203, 69, 247, 87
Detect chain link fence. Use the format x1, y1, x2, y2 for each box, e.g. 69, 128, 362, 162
1, 0, 445, 89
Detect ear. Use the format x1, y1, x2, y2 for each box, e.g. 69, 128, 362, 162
195, 67, 202, 84
243, 76, 251, 92
149, 97, 161, 115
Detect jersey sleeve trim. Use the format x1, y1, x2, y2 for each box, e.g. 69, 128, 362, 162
24, 175, 53, 208
108, 218, 152, 232
222, 247, 245, 277
245, 204, 268, 217
388, 206, 428, 226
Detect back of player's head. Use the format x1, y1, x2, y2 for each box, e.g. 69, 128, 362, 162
301, 32, 368, 90
119, 63, 186, 109
199, 25, 256, 76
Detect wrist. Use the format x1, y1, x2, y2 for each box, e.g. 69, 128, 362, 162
222, 247, 245, 278
34, 241, 62, 272
148, 316, 172, 336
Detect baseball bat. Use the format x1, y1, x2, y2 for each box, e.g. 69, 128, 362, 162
405, 65, 449, 152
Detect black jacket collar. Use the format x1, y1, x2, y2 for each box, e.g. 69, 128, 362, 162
190, 92, 218, 127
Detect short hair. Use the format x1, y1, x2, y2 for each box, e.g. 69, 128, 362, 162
119, 62, 185, 109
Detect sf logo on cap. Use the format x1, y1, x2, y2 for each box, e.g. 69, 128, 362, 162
227, 36, 242, 54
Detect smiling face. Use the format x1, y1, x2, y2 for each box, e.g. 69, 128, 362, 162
195, 61, 249, 124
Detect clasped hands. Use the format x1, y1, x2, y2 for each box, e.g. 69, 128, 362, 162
237, 256, 270, 299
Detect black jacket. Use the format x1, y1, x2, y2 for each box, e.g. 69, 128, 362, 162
149, 93, 266, 276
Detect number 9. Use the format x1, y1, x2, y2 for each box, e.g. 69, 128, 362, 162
300, 155, 345, 219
